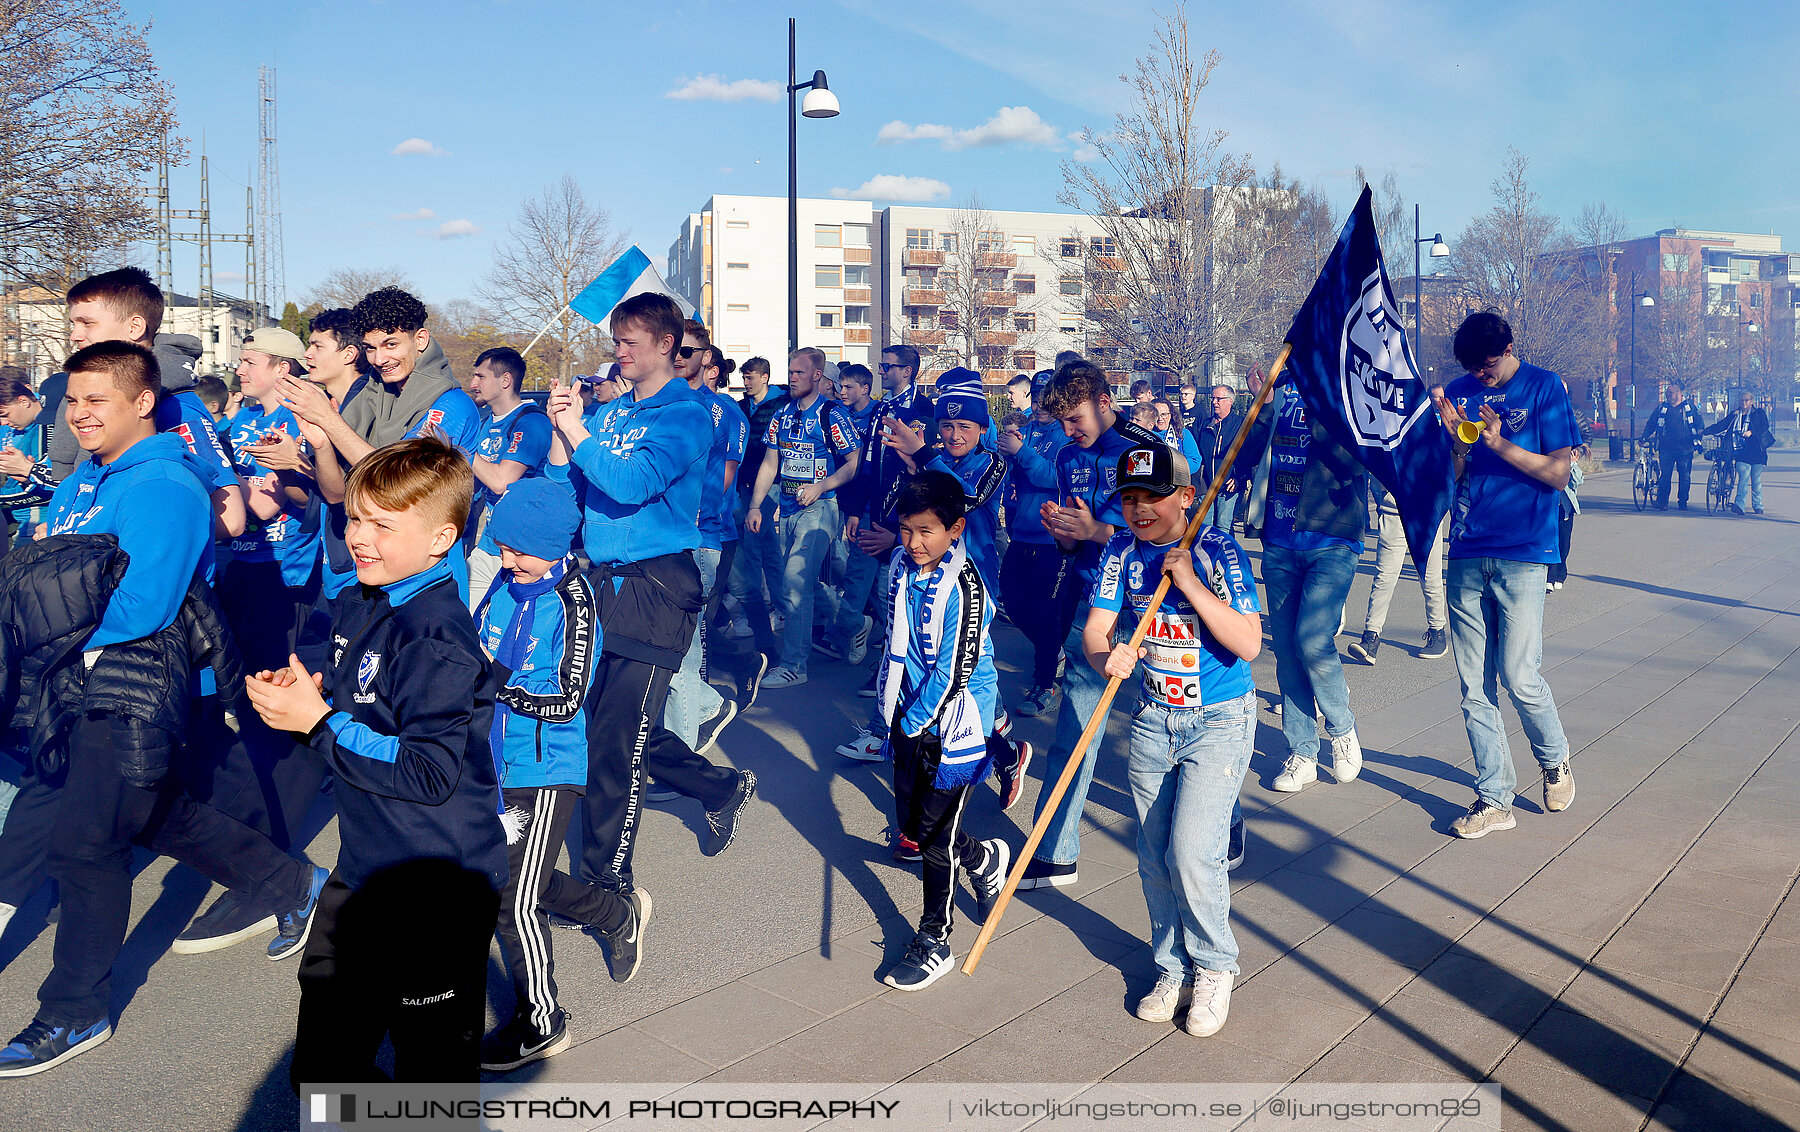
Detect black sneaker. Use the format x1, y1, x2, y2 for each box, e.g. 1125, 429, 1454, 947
598, 890, 652, 983
1226, 818, 1245, 872
1015, 857, 1077, 890
267, 866, 329, 961
882, 931, 954, 991
1419, 628, 1449, 659
968, 838, 1010, 924
1348, 631, 1379, 664
694, 699, 738, 757
996, 741, 1031, 811
0, 1016, 112, 1078
702, 770, 756, 857
170, 888, 278, 954
857, 668, 880, 698
1014, 685, 1058, 718
740, 653, 771, 710
480, 1009, 572, 1072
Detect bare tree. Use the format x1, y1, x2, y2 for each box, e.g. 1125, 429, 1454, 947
0, 0, 181, 296
925, 195, 1057, 379
478, 174, 628, 383
301, 265, 417, 311
1059, 3, 1256, 379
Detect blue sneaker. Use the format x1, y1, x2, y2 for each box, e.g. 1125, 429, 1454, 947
267, 866, 329, 961
0, 1016, 112, 1078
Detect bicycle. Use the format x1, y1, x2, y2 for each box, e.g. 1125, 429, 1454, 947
1632, 442, 1660, 512
1703, 435, 1736, 514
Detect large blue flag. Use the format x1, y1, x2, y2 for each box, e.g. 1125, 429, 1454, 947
569, 245, 695, 326
1283, 185, 1454, 571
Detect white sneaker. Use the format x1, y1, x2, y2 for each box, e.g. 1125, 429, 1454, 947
836, 729, 885, 762
1272, 755, 1317, 793
846, 615, 873, 665
1183, 968, 1233, 1037
1135, 971, 1193, 1022
760, 666, 807, 689
1329, 729, 1363, 783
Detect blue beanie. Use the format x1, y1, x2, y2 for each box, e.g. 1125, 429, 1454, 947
934, 366, 990, 427
486, 478, 581, 561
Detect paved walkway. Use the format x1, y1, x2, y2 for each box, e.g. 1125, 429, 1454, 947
2, 454, 1797, 1132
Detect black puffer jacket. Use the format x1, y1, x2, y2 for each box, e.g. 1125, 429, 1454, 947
0, 533, 244, 785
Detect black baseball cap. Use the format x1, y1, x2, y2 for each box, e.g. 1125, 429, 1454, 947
1111, 443, 1192, 499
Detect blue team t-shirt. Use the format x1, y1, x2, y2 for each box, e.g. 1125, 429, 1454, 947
765, 395, 858, 504
404, 388, 485, 455
155, 389, 238, 494
1443, 363, 1582, 564
1091, 525, 1261, 709
226, 404, 323, 586
1264, 385, 1363, 554
1055, 417, 1160, 587
700, 389, 750, 548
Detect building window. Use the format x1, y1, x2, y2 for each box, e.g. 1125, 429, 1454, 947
822, 347, 842, 363
1089, 236, 1116, 257
727, 261, 749, 270
1662, 252, 1689, 273
726, 219, 750, 229
1060, 276, 1083, 296
726, 303, 750, 312
846, 305, 871, 326
904, 268, 936, 287
975, 230, 1006, 254
844, 222, 871, 247
978, 346, 1006, 369
815, 224, 841, 247
816, 265, 842, 288
939, 310, 960, 330
1014, 350, 1036, 370
1750, 290, 1762, 308
844, 263, 870, 286
816, 307, 841, 329
1059, 316, 1081, 334
1013, 235, 1036, 258
1013, 273, 1037, 294
939, 232, 959, 254
730, 344, 750, 353
1014, 311, 1036, 332
1060, 237, 1081, 257
906, 228, 933, 250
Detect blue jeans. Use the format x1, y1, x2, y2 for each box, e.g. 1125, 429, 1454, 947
728, 492, 784, 654
664, 546, 724, 748
1734, 462, 1764, 512
776, 496, 841, 675
824, 532, 882, 653
1445, 557, 1570, 808
1128, 693, 1255, 977
1206, 492, 1238, 532
1262, 543, 1358, 760
1032, 597, 1138, 866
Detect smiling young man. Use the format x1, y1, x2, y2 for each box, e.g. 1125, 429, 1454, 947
1017, 358, 1160, 889
465, 346, 551, 610
1434, 312, 1579, 838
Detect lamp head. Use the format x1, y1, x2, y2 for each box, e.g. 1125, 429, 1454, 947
801, 71, 839, 117
1429, 235, 1449, 258
1639, 295, 1655, 308
1745, 322, 1760, 333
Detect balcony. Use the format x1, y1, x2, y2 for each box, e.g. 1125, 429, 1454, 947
975, 251, 1017, 270
906, 328, 946, 345
904, 248, 943, 267
979, 330, 1018, 347
843, 286, 872, 304
905, 288, 945, 306
981, 290, 1018, 309
1090, 255, 1124, 273
844, 327, 872, 345
981, 369, 1016, 384
844, 246, 871, 264
1086, 294, 1129, 312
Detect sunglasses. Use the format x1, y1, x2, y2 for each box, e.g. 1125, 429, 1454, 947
878, 362, 908, 372
677, 345, 703, 359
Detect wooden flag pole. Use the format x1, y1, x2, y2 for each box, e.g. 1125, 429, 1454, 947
961, 342, 1294, 976
521, 303, 573, 358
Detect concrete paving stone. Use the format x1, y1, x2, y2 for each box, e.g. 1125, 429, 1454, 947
1296, 1039, 1472, 1084
1397, 840, 1546, 905
1107, 1029, 1302, 1085
698, 1043, 859, 1084
1708, 975, 1800, 1045
1234, 810, 1337, 874
776, 999, 973, 1083
1242, 865, 1378, 923
1591, 924, 1749, 995
1487, 872, 1644, 943
1768, 892, 1800, 942
1678, 1026, 1800, 1107
1554, 967, 1720, 1055
1325, 905, 1460, 970
880, 960, 1061, 1039
517, 1023, 717, 1085
1509, 1004, 1680, 1101
633, 980, 826, 1068
1407, 950, 1564, 1032
1285, 839, 1413, 892
1445, 921, 1603, 985
938, 1006, 1145, 1082
1339, 991, 1523, 1078
1737, 935, 1800, 989
1484, 1056, 1652, 1132
1574, 804, 1709, 859
1626, 890, 1771, 954
1649, 866, 1793, 920
741, 946, 890, 1017
1203, 982, 1369, 1067
1013, 965, 1176, 1053
975, 906, 1138, 978
1364, 874, 1497, 941
1228, 882, 1340, 948
1643, 1069, 1800, 1132
1248, 938, 1422, 1014
1676, 834, 1800, 887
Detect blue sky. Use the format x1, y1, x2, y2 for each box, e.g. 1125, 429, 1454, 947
134, 0, 1799, 312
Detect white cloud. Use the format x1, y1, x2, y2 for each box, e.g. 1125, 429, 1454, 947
391, 137, 448, 157
1072, 131, 1103, 163
876, 106, 1061, 152
831, 175, 952, 203
390, 207, 437, 222
665, 74, 781, 103
429, 218, 481, 239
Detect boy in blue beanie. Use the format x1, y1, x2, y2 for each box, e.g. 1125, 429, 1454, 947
476, 478, 651, 1070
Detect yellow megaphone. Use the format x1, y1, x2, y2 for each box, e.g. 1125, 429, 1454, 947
1456, 420, 1484, 445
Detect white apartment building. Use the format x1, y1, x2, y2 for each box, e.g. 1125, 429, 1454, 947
3, 287, 262, 386
670, 196, 1124, 384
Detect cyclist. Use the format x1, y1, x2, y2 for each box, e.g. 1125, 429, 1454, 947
1641, 383, 1703, 511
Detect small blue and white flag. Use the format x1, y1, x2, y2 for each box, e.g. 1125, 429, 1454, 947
1283, 185, 1454, 572
569, 246, 695, 326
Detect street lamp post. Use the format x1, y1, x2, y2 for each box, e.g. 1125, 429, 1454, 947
1738, 318, 1760, 395
1413, 203, 1448, 369
786, 18, 838, 356
1628, 271, 1655, 449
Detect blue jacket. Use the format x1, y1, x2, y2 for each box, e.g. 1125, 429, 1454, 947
477, 557, 598, 791
843, 384, 933, 523
1057, 416, 1161, 589
311, 557, 507, 890
921, 443, 1007, 587
1003, 417, 1068, 545
46, 432, 214, 650
548, 376, 711, 566
698, 389, 750, 550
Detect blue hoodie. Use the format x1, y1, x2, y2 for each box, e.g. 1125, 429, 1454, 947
921, 442, 1007, 587
46, 432, 214, 649
1003, 417, 1068, 546
547, 375, 711, 566
1056, 416, 1161, 589
477, 557, 598, 790
698, 389, 750, 550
